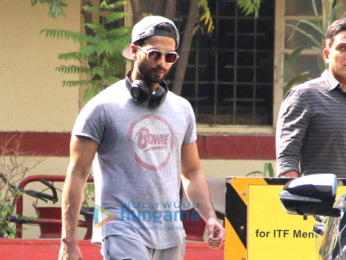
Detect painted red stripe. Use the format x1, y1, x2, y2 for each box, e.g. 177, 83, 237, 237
0, 132, 71, 157
196, 135, 275, 160
0, 132, 275, 159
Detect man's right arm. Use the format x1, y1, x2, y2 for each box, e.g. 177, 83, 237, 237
59, 136, 98, 260
276, 88, 310, 177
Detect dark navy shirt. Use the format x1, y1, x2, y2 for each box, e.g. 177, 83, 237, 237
276, 70, 346, 177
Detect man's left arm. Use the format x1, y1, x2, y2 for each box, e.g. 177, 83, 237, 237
181, 141, 226, 249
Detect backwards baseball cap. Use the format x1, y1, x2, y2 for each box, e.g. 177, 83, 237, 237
122, 15, 180, 60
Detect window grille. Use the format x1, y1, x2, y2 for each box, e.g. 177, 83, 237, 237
168, 0, 275, 125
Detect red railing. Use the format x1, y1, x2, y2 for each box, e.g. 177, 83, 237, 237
16, 175, 93, 238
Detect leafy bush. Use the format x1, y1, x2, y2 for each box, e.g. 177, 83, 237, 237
41, 1, 131, 101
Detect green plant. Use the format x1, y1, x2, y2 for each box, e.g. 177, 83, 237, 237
195, 0, 215, 34
34, 0, 265, 99
283, 0, 346, 95
31, 0, 69, 19
41, 1, 131, 101
0, 135, 44, 238
246, 162, 274, 177
0, 189, 22, 238
238, 0, 261, 17
82, 178, 94, 209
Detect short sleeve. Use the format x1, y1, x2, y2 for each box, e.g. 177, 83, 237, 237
183, 101, 197, 145
72, 99, 106, 144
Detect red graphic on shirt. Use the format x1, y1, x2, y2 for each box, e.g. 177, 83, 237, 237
128, 115, 174, 171
136, 127, 169, 151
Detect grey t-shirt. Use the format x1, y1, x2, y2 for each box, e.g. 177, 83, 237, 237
72, 78, 197, 249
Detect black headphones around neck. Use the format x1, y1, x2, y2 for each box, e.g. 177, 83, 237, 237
126, 70, 168, 107
130, 80, 167, 107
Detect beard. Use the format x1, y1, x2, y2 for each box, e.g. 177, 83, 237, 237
136, 59, 170, 84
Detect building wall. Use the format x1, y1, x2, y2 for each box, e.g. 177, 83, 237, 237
1, 0, 81, 132
0, 0, 81, 239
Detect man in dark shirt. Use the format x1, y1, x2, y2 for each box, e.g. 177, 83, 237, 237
276, 18, 346, 178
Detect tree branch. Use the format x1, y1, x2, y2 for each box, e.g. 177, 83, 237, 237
80, 0, 100, 81
150, 0, 166, 16
130, 0, 144, 23
81, 0, 95, 38
172, 0, 199, 95
165, 0, 177, 20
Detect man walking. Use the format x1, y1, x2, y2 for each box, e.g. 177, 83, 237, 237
59, 15, 225, 260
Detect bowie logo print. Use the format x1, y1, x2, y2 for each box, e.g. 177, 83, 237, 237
127, 114, 174, 171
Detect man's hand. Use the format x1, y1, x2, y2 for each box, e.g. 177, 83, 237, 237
280, 170, 299, 178
206, 217, 226, 249
58, 241, 83, 260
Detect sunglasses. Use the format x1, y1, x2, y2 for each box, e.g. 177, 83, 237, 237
136, 45, 179, 64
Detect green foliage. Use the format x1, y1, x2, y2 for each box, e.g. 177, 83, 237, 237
246, 163, 274, 177
195, 0, 215, 34
40, 29, 96, 43
35, 0, 264, 100
82, 181, 95, 209
41, 0, 131, 101
238, 0, 261, 17
56, 65, 90, 75
0, 189, 37, 238
283, 46, 310, 94
283, 0, 346, 96
31, 0, 69, 19
82, 5, 100, 15
0, 190, 21, 238
196, 0, 262, 35
101, 0, 127, 10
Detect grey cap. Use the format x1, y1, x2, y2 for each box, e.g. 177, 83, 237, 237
122, 16, 180, 60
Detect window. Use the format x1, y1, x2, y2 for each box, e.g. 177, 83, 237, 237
168, 0, 275, 126
283, 0, 323, 82
271, 0, 330, 126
